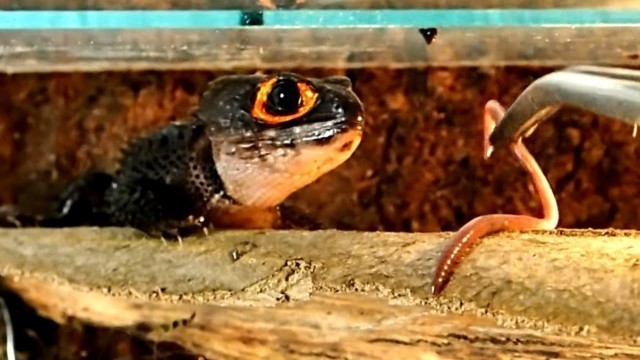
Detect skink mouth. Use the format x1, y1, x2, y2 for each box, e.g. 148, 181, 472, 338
212, 114, 364, 149
211, 117, 364, 208
270, 115, 363, 145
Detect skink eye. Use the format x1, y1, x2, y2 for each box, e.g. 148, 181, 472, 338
268, 79, 301, 115
252, 76, 318, 124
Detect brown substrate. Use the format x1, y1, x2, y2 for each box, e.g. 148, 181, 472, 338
1, 67, 639, 231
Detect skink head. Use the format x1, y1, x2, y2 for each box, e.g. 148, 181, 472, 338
195, 72, 364, 207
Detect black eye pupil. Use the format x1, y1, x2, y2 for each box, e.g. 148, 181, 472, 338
266, 79, 301, 115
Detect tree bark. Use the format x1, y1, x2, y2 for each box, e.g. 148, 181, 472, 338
1, 227, 640, 358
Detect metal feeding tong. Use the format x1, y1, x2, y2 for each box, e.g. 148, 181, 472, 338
432, 66, 640, 295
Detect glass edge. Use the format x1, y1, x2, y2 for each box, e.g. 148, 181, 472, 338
0, 0, 638, 10
0, 26, 638, 73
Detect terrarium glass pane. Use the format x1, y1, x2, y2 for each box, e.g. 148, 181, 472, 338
0, 1, 639, 71
0, 0, 637, 9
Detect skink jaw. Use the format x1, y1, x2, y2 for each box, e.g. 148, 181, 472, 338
206, 73, 365, 209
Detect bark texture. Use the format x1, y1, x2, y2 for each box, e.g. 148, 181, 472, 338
4, 276, 640, 360
2, 228, 640, 358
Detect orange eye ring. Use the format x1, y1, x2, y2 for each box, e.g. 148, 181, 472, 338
251, 77, 319, 125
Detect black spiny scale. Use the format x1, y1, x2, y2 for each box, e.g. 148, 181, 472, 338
104, 122, 227, 237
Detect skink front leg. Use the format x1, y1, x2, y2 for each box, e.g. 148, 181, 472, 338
431, 100, 559, 295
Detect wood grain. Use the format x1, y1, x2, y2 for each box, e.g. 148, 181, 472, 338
1, 227, 640, 340
4, 275, 640, 360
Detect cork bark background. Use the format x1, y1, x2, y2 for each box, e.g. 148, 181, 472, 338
1, 66, 640, 359
0, 67, 638, 232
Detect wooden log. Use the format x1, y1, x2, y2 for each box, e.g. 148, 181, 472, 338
3, 276, 640, 360
1, 227, 640, 358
